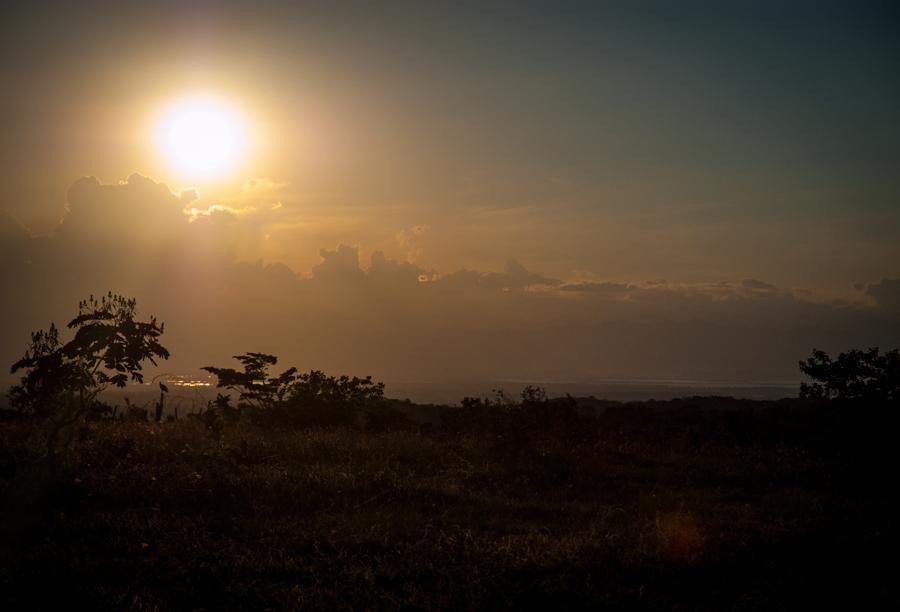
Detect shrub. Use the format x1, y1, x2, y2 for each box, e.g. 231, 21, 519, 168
799, 347, 900, 402
203, 353, 386, 427
8, 293, 169, 470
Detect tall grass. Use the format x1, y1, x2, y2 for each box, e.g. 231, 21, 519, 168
0, 398, 895, 610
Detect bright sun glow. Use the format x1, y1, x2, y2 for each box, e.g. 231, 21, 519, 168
154, 96, 249, 179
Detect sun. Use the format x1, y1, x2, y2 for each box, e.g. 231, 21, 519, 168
154, 96, 249, 180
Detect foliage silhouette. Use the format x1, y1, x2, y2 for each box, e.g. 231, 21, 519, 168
799, 347, 900, 402
3, 339, 898, 608
203, 353, 298, 412
203, 353, 386, 427
443, 385, 589, 463
8, 293, 169, 470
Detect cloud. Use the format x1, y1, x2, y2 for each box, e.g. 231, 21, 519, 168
0, 210, 30, 241
2, 174, 898, 394
57, 174, 187, 244
180, 189, 200, 205
0, 210, 30, 272
741, 278, 777, 291
439, 260, 561, 291
740, 278, 779, 298
312, 244, 366, 282
502, 259, 562, 288
369, 251, 435, 285
559, 281, 637, 296
185, 204, 257, 220
242, 178, 290, 193
396, 224, 429, 262
866, 278, 900, 312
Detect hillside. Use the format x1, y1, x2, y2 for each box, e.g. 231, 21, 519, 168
1, 397, 894, 610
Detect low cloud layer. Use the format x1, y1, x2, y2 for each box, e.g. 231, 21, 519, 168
866, 278, 900, 313
3, 175, 898, 393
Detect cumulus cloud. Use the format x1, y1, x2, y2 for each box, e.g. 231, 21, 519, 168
866, 278, 900, 312
57, 174, 187, 243
312, 244, 366, 282
396, 224, 429, 261
2, 174, 898, 393
185, 203, 257, 220
369, 251, 436, 285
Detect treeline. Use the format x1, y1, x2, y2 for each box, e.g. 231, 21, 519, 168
5, 294, 899, 471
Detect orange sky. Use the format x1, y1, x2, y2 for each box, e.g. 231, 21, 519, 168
2, 2, 898, 391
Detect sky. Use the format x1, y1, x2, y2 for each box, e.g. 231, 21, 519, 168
2, 1, 899, 396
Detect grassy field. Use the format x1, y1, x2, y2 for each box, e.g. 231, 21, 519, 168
0, 398, 894, 610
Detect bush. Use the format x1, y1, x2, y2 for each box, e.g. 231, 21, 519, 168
203, 353, 386, 427
8, 293, 169, 471
799, 348, 900, 402
440, 386, 592, 450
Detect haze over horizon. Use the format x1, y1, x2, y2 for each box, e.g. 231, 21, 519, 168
2, 1, 899, 395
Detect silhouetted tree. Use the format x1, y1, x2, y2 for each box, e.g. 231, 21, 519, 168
203, 353, 385, 426
520, 385, 548, 406
9, 293, 169, 470
799, 348, 900, 402
203, 353, 298, 412
444, 385, 587, 448
289, 370, 385, 412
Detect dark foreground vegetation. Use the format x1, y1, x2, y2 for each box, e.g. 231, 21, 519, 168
1, 395, 896, 610
2, 295, 897, 609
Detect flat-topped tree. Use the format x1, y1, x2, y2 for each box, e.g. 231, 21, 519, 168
203, 352, 298, 412
9, 293, 169, 469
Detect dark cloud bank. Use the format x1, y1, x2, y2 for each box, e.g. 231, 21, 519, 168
3, 175, 898, 396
